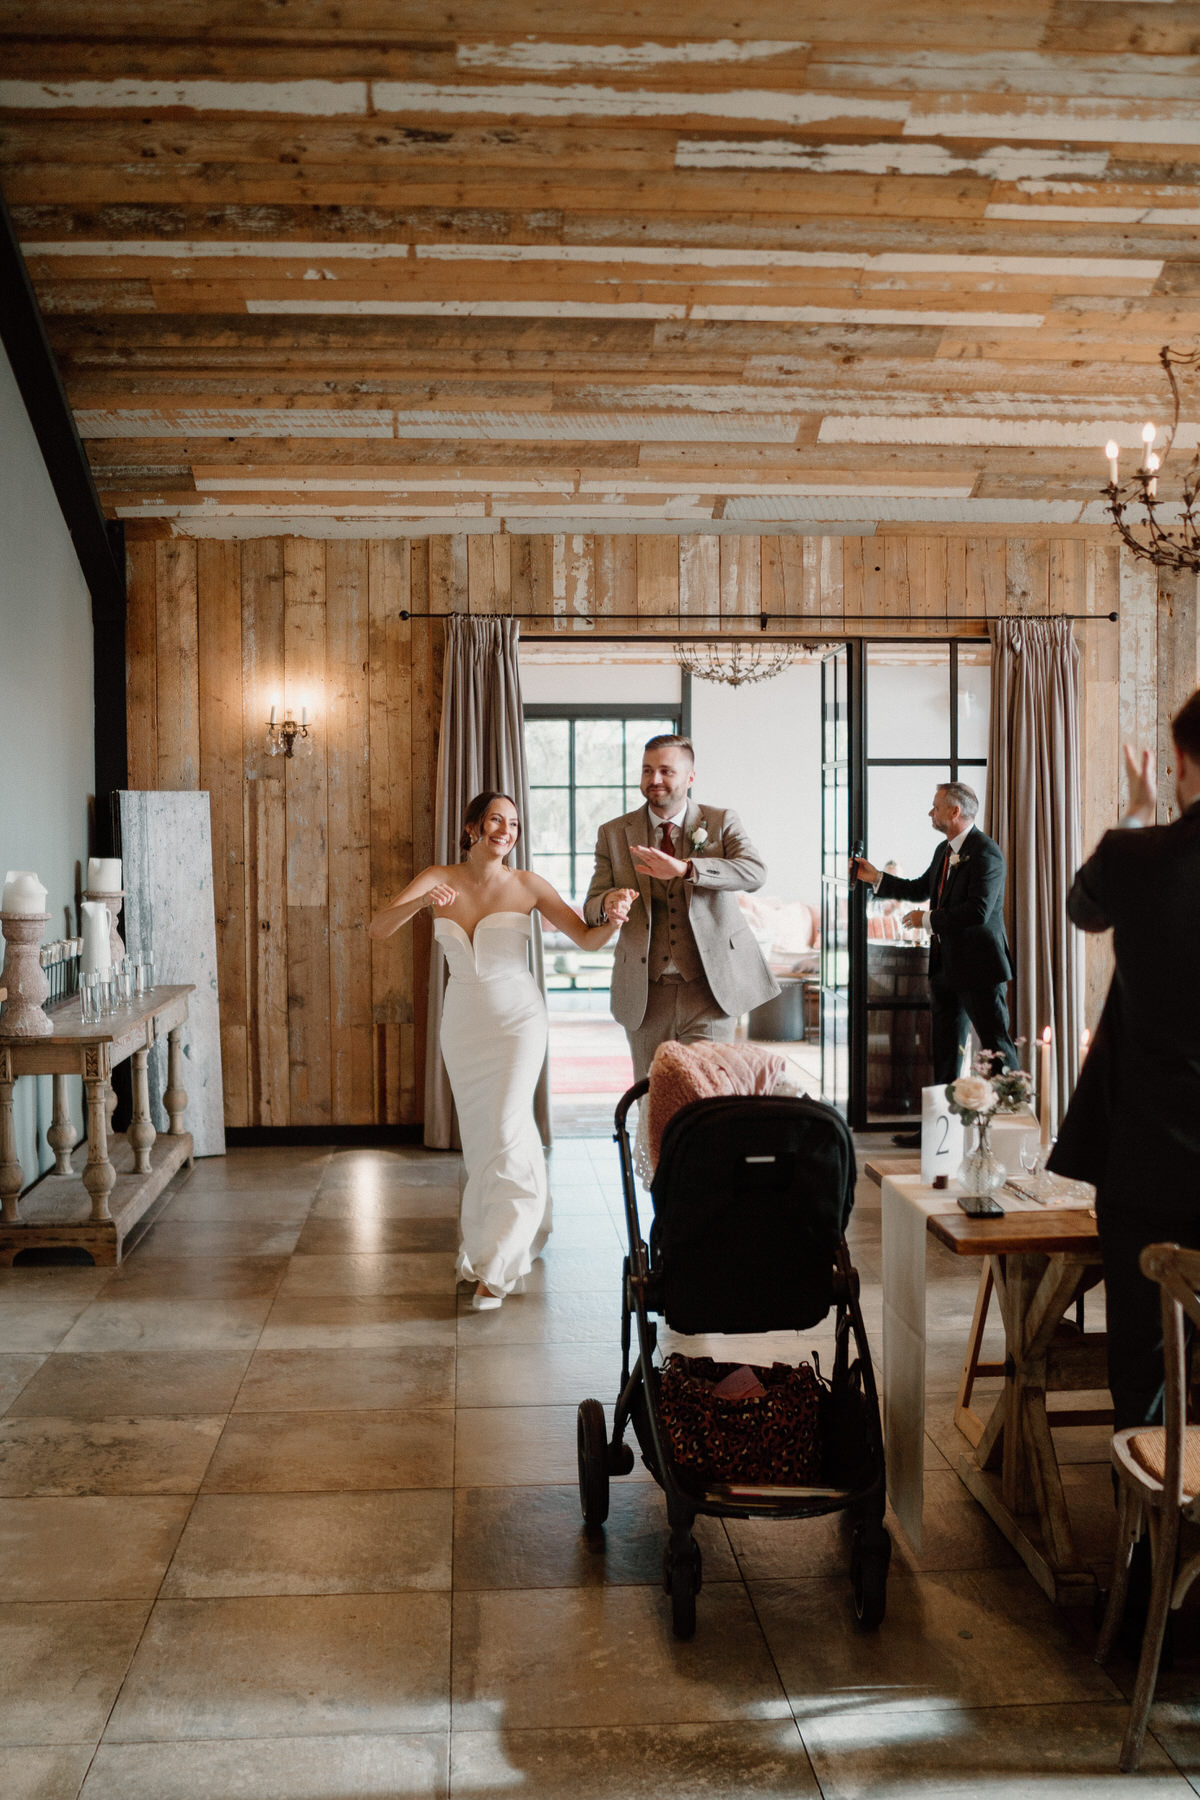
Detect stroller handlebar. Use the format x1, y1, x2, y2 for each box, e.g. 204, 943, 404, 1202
613, 1079, 650, 1137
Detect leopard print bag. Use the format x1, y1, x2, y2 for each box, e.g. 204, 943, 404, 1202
655, 1354, 823, 1485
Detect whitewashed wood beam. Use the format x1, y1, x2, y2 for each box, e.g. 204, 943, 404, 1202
455, 40, 812, 71
245, 298, 1046, 328
676, 141, 1109, 179
818, 418, 1200, 450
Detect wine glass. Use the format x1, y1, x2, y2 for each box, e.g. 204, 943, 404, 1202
1019, 1136, 1045, 1200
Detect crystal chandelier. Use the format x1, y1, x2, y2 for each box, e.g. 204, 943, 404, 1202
674, 635, 798, 688
1103, 343, 1200, 572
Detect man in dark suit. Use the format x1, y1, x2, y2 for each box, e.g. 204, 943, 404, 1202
1050, 690, 1200, 1431
853, 781, 1018, 1093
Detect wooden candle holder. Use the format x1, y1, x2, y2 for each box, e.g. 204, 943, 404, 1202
84, 888, 126, 967
0, 912, 53, 1037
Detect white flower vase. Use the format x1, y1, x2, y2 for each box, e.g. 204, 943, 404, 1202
958, 1116, 1005, 1198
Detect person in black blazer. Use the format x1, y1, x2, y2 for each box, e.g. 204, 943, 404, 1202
1050, 691, 1200, 1431
853, 781, 1018, 1085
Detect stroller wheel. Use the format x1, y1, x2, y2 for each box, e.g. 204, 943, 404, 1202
577, 1398, 610, 1529
850, 1522, 891, 1630
663, 1539, 702, 1640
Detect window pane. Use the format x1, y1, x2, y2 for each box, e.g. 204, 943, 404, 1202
529, 788, 570, 855
867, 765, 950, 884
957, 653, 991, 760
574, 719, 624, 783
625, 787, 644, 815
575, 786, 624, 854
868, 645, 950, 759
525, 716, 570, 780
532, 853, 573, 899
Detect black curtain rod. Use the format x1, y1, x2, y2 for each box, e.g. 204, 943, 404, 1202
396, 609, 1118, 626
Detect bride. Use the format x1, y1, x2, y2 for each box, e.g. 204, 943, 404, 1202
368, 791, 634, 1310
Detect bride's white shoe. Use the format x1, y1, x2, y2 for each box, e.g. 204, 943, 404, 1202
471, 1285, 503, 1311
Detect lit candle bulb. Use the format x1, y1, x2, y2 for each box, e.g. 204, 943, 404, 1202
1105, 439, 1120, 485
1141, 421, 1156, 470
1039, 1025, 1053, 1146
269, 703, 277, 726
1147, 451, 1160, 498
300, 705, 308, 727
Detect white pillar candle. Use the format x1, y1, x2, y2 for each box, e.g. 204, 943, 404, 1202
1039, 1025, 1053, 1146
2, 871, 47, 914
80, 901, 113, 976
86, 857, 123, 891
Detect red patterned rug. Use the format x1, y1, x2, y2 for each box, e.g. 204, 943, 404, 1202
551, 1054, 634, 1095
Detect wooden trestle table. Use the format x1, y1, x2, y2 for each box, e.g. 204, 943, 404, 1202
0, 985, 195, 1265
877, 1168, 1107, 1605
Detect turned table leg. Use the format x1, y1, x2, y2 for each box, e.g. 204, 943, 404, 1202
129, 1047, 157, 1175
82, 1069, 116, 1223
0, 1063, 23, 1223
164, 1026, 188, 1135
47, 1073, 79, 1175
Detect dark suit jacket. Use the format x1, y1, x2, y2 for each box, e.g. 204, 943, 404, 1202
1050, 801, 1200, 1227
875, 825, 1013, 990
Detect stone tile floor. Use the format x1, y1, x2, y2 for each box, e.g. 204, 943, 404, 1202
0, 1135, 1197, 1797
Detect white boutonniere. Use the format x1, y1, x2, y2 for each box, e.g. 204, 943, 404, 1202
689, 823, 709, 854
948, 851, 969, 868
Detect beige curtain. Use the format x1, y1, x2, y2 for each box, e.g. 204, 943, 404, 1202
986, 617, 1083, 1132
423, 616, 551, 1149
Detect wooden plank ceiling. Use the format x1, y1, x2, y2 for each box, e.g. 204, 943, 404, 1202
3, 1, 1199, 541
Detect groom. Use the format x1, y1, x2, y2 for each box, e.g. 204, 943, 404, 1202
584, 734, 779, 1081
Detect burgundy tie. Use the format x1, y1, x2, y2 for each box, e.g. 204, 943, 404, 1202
936, 851, 951, 904
659, 822, 675, 854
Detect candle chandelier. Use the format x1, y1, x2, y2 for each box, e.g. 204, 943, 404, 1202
674, 625, 799, 688
1103, 342, 1200, 573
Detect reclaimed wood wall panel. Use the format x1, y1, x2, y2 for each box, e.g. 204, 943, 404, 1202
127, 523, 1163, 1126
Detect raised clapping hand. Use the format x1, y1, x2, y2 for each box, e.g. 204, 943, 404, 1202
629, 843, 688, 881
603, 886, 638, 924
1123, 742, 1157, 825
427, 883, 459, 910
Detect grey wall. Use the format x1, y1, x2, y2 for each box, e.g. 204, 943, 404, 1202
0, 339, 94, 1188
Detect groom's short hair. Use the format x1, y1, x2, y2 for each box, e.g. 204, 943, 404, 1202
644, 733, 694, 764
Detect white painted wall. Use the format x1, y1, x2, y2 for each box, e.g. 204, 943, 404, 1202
0, 340, 94, 1188
690, 661, 822, 906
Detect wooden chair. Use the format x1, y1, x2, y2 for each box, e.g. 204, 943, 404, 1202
1096, 1242, 1200, 1771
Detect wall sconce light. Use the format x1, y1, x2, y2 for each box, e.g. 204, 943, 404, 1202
264, 701, 314, 759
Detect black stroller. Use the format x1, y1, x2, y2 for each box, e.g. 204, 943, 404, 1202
576, 1080, 891, 1639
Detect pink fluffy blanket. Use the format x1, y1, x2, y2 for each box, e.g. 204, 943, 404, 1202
645, 1040, 788, 1174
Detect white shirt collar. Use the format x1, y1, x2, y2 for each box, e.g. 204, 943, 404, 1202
649, 802, 690, 832
948, 825, 972, 856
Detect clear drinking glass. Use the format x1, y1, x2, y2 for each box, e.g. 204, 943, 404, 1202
139, 957, 154, 994
118, 959, 133, 1004
80, 973, 98, 1024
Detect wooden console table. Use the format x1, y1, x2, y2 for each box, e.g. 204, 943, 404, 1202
0, 985, 195, 1265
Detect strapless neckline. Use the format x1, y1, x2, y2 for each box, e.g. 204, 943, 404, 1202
434, 910, 533, 950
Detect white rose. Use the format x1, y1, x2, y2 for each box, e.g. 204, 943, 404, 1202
692, 826, 709, 848
951, 1075, 996, 1113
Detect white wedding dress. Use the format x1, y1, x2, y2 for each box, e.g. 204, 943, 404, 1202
434, 911, 552, 1296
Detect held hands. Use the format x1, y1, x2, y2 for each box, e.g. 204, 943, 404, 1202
1123, 743, 1157, 824
603, 886, 638, 925
630, 843, 688, 882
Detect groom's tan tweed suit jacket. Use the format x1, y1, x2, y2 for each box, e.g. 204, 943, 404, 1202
583, 799, 780, 1031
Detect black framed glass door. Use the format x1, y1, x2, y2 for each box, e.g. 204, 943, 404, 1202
819, 644, 865, 1117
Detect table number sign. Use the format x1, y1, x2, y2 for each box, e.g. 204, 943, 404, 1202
920, 1085, 964, 1185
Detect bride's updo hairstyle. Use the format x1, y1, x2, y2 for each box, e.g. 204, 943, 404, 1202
459, 791, 521, 860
